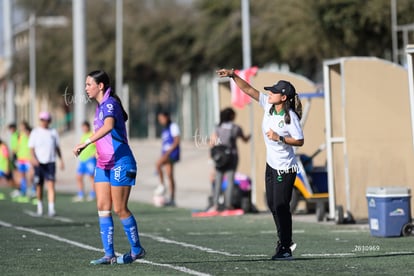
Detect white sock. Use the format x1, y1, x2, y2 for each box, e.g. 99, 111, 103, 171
37, 201, 43, 215
48, 202, 55, 214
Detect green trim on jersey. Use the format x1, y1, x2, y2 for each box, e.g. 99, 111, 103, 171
272, 108, 286, 116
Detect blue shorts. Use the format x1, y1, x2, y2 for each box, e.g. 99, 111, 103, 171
34, 163, 56, 186
18, 161, 30, 173
77, 157, 96, 176
94, 163, 137, 186
168, 155, 180, 164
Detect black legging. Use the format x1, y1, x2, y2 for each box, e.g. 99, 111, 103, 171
213, 155, 238, 209
265, 163, 296, 248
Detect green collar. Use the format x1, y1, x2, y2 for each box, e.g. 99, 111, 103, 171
272, 108, 285, 116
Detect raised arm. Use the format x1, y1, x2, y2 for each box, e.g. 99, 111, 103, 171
216, 68, 260, 101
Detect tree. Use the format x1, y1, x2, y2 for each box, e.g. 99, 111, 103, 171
11, 0, 414, 96
12, 0, 72, 102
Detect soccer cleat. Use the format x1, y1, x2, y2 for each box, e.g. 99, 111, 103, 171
164, 200, 176, 207
275, 240, 297, 253
90, 256, 117, 265
86, 195, 96, 202
289, 241, 297, 252
154, 184, 166, 196
10, 189, 21, 198
116, 248, 146, 264
72, 195, 84, 202
271, 246, 293, 260
27, 188, 36, 199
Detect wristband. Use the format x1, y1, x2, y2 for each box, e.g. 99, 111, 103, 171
85, 138, 92, 145
229, 68, 235, 78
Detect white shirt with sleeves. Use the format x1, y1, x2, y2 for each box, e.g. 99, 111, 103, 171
28, 127, 60, 164
259, 93, 304, 170
169, 122, 180, 137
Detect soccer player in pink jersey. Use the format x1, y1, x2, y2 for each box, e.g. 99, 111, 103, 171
73, 70, 144, 265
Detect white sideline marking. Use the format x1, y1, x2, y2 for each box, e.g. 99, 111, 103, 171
135, 259, 210, 275
141, 233, 267, 257
24, 210, 74, 223
330, 230, 366, 233
0, 220, 102, 252
187, 231, 233, 236
301, 253, 355, 257
141, 233, 239, 256
303, 251, 414, 257
385, 251, 414, 255
0, 220, 210, 276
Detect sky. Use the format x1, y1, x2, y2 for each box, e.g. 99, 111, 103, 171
0, 0, 195, 57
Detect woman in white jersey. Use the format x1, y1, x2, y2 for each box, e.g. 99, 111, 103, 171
216, 68, 304, 260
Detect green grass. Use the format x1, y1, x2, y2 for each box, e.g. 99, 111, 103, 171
1, 187, 413, 275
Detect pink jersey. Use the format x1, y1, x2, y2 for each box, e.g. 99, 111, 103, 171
94, 89, 135, 169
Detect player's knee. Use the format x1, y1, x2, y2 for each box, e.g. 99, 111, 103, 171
97, 202, 111, 212
113, 206, 129, 218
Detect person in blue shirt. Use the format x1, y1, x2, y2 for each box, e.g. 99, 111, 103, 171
73, 70, 145, 265
154, 111, 180, 207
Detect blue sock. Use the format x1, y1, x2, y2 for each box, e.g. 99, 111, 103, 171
121, 215, 142, 255
77, 191, 84, 197
20, 178, 27, 195
99, 216, 115, 257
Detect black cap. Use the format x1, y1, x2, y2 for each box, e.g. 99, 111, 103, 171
264, 80, 296, 99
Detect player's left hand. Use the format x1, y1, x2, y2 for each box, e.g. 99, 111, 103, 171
73, 144, 86, 157
265, 129, 277, 141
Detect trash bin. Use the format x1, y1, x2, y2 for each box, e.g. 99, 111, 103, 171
366, 187, 411, 237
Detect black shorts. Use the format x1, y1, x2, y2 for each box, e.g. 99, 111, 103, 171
34, 163, 56, 186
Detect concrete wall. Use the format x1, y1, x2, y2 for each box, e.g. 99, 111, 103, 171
324, 57, 414, 219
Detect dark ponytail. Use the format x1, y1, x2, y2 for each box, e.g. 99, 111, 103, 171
88, 70, 128, 122
109, 90, 128, 122
283, 94, 302, 124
